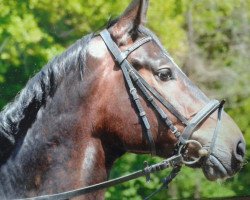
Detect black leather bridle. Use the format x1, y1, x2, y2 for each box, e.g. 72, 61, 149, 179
99, 29, 225, 157
17, 29, 225, 200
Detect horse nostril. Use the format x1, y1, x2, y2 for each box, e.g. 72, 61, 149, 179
236, 140, 246, 160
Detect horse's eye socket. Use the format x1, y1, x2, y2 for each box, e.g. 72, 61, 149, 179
157, 68, 172, 81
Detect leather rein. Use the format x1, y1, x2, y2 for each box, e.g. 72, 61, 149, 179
17, 29, 225, 200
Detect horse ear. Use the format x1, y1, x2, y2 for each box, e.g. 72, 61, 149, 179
111, 0, 149, 40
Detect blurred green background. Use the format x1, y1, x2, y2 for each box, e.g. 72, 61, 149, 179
0, 0, 249, 199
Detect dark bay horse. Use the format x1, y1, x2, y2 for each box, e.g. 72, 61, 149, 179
0, 0, 245, 199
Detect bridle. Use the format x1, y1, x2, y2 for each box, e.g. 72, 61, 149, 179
17, 29, 225, 200
99, 29, 225, 158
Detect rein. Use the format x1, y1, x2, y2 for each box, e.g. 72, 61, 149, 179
16, 29, 225, 200
17, 155, 182, 200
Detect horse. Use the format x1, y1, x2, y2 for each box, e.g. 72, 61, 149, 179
0, 0, 245, 199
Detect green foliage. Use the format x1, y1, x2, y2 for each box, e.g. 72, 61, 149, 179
184, 0, 250, 100
0, 0, 187, 108
0, 0, 249, 199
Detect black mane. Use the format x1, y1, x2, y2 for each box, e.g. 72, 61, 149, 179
0, 34, 93, 160
0, 24, 168, 162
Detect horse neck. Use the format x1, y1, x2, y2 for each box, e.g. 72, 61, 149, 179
0, 72, 120, 199
0, 137, 112, 199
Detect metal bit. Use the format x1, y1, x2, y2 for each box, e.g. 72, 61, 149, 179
198, 148, 209, 157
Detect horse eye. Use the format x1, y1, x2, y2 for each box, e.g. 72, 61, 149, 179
157, 68, 173, 81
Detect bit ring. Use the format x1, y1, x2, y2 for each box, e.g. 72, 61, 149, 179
178, 140, 205, 165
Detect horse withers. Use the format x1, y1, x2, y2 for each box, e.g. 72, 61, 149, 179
0, 0, 245, 199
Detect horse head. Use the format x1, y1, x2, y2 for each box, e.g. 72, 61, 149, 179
87, 0, 245, 181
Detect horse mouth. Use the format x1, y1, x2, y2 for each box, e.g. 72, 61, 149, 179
201, 155, 232, 181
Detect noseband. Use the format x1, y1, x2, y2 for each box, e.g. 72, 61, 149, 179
100, 29, 225, 161
18, 30, 225, 200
